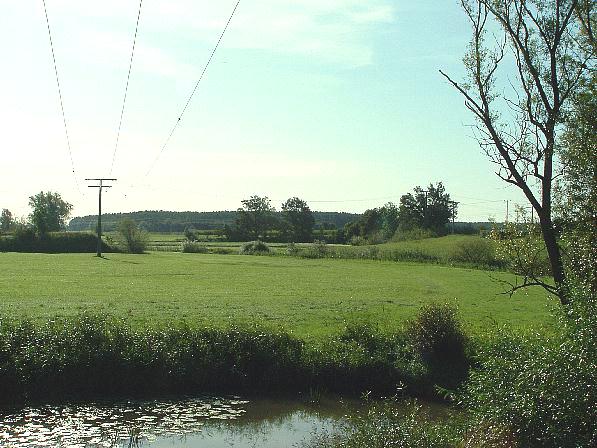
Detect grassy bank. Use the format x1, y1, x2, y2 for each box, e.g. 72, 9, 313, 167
0, 312, 465, 405
0, 252, 555, 338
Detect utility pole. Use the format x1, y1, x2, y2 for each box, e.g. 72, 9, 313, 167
86, 178, 117, 257
449, 201, 459, 234
421, 189, 429, 225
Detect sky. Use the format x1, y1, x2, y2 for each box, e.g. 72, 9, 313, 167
0, 0, 530, 222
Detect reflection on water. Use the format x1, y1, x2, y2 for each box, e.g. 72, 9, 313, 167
0, 396, 353, 448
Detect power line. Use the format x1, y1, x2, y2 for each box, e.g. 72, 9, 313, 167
109, 0, 144, 176
41, 0, 81, 194
143, 0, 242, 177
457, 195, 505, 203
305, 195, 400, 203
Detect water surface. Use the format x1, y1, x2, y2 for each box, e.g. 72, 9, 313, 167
0, 396, 356, 448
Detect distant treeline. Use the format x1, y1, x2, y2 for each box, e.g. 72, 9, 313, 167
68, 210, 361, 233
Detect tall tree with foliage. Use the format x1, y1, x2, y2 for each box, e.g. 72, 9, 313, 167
0, 209, 13, 232
343, 202, 400, 242
28, 191, 73, 237
441, 0, 595, 305
558, 76, 596, 297
281, 197, 315, 242
236, 195, 277, 240
379, 202, 400, 239
398, 183, 456, 235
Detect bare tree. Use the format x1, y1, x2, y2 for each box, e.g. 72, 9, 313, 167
441, 0, 595, 305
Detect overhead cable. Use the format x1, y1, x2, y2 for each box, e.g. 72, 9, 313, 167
41, 0, 81, 193
143, 0, 242, 177
109, 0, 144, 176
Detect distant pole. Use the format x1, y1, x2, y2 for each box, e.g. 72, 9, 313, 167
86, 178, 117, 257
449, 201, 459, 234
505, 200, 509, 223
421, 190, 429, 224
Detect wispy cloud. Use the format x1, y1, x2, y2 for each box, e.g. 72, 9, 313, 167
52, 0, 397, 71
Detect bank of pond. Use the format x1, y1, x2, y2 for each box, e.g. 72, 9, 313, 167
0, 305, 594, 447
0, 308, 471, 404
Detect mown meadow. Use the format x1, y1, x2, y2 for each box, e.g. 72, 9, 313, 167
0, 249, 554, 339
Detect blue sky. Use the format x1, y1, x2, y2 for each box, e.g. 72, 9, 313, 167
0, 0, 528, 221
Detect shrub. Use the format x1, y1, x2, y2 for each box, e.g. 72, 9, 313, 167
182, 241, 208, 253
286, 242, 300, 256
239, 240, 271, 255
356, 246, 380, 260
304, 324, 423, 396
0, 315, 307, 400
0, 314, 436, 403
302, 240, 329, 258
407, 303, 470, 390
0, 232, 117, 253
462, 315, 596, 448
349, 236, 367, 246
303, 399, 462, 448
184, 227, 198, 242
366, 231, 386, 245
450, 238, 497, 266
117, 219, 147, 254
14, 223, 36, 243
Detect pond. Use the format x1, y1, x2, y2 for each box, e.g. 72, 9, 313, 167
0, 396, 361, 448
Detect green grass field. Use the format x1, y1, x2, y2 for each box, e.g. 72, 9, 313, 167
0, 251, 556, 340
374, 235, 483, 258
139, 233, 491, 260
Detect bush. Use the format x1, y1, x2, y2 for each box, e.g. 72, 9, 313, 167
304, 324, 426, 396
450, 238, 497, 266
302, 240, 329, 258
303, 399, 462, 448
184, 227, 198, 242
407, 303, 470, 390
14, 223, 36, 243
0, 232, 117, 253
117, 219, 147, 254
349, 236, 367, 246
0, 314, 439, 404
182, 241, 208, 253
239, 240, 271, 255
462, 316, 596, 448
366, 231, 386, 245
286, 242, 300, 256
355, 246, 380, 260
0, 315, 306, 401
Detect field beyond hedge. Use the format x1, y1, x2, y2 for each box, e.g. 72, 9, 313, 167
0, 252, 555, 339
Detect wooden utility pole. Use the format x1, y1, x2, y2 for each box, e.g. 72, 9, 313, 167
421, 189, 429, 224
86, 178, 117, 257
449, 201, 459, 234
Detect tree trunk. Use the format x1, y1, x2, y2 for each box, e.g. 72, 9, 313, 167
539, 214, 569, 305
